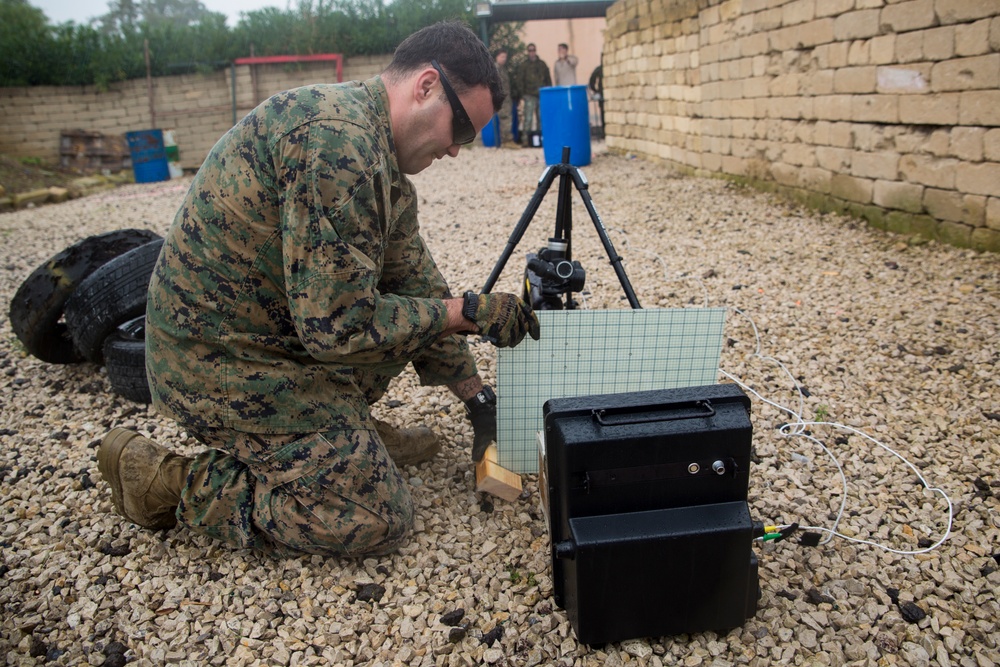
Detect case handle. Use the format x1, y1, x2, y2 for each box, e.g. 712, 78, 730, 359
592, 399, 715, 427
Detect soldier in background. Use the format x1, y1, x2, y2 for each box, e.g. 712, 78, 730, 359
589, 63, 604, 136
513, 43, 551, 146
96, 21, 539, 558
494, 48, 515, 145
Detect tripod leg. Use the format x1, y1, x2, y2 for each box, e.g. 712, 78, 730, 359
569, 168, 643, 309
552, 160, 577, 308
481, 165, 560, 294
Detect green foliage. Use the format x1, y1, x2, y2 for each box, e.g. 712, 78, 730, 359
0, 0, 54, 86
4, 0, 483, 87
487, 21, 525, 60
504, 563, 538, 588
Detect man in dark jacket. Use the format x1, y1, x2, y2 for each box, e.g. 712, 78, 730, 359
514, 43, 551, 146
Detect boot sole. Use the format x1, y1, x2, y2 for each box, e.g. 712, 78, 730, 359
98, 427, 137, 521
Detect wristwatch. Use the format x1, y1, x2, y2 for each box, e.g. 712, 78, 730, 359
465, 385, 497, 412
462, 291, 479, 323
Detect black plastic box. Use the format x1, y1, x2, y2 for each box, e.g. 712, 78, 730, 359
541, 383, 759, 644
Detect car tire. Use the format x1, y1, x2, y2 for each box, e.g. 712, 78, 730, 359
64, 238, 164, 363
8, 229, 161, 364
103, 315, 151, 404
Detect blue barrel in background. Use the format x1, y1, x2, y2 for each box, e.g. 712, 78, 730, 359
540, 85, 591, 166
481, 115, 501, 148
125, 130, 170, 183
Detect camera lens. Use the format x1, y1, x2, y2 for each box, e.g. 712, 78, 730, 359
554, 260, 575, 280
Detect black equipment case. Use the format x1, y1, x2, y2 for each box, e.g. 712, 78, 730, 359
540, 383, 759, 645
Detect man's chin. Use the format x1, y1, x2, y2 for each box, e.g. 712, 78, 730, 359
401, 157, 435, 176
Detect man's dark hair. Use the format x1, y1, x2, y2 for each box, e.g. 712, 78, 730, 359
384, 21, 505, 112
558, 43, 568, 50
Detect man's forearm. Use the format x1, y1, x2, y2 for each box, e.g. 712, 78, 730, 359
441, 298, 484, 401
448, 374, 483, 402
442, 297, 476, 337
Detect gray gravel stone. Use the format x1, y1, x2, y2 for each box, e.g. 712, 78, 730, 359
1, 143, 998, 665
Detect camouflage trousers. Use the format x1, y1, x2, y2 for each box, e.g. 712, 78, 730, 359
176, 362, 414, 558
498, 100, 515, 145
521, 95, 541, 138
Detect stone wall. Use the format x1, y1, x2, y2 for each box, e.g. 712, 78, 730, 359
0, 54, 392, 172
603, 0, 1000, 251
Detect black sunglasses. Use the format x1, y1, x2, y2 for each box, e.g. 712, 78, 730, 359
430, 59, 477, 146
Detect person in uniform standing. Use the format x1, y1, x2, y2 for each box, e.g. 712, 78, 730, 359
494, 48, 515, 145
514, 43, 551, 146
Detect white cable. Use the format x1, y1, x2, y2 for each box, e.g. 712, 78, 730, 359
718, 368, 848, 546
592, 227, 953, 555
721, 312, 954, 555
791, 422, 954, 555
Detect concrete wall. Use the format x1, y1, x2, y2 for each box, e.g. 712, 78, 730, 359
603, 0, 1000, 251
0, 55, 392, 172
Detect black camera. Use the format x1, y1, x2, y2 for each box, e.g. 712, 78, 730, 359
524, 238, 586, 310
479, 146, 639, 310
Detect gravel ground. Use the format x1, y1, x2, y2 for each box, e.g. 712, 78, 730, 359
1, 142, 998, 667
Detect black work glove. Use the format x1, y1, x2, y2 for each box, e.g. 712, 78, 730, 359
462, 292, 540, 348
465, 385, 497, 463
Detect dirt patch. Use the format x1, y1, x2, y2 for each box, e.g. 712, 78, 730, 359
0, 154, 86, 196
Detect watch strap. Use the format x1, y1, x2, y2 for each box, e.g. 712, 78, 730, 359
462, 291, 479, 323
465, 384, 497, 411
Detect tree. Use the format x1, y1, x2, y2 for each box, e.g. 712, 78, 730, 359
98, 0, 141, 34
0, 0, 54, 85
2, 0, 479, 87
488, 21, 525, 61
141, 0, 214, 27
98, 0, 218, 33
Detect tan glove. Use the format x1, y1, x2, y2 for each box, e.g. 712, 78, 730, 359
462, 292, 540, 348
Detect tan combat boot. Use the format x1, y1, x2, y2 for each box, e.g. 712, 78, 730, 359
373, 419, 441, 467
97, 428, 192, 530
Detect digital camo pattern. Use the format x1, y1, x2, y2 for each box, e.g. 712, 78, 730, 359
515, 57, 551, 98
496, 63, 514, 144
147, 76, 477, 435
181, 425, 413, 557
145, 77, 477, 555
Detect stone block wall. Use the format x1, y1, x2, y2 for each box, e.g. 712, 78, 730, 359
0, 54, 391, 173
603, 0, 1000, 251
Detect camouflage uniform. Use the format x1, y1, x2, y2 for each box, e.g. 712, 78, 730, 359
497, 62, 514, 145
515, 57, 551, 140
146, 77, 478, 557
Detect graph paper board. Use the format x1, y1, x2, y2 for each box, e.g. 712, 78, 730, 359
496, 308, 726, 473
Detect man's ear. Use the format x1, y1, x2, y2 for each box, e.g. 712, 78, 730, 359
414, 67, 438, 105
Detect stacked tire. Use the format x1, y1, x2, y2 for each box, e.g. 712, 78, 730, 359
8, 229, 163, 404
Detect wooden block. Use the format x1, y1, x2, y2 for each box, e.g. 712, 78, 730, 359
475, 445, 522, 502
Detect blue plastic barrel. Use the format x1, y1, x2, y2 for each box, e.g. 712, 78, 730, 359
540, 85, 591, 166
126, 130, 170, 183
481, 115, 501, 148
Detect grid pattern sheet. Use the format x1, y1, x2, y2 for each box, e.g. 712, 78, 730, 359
496, 308, 727, 473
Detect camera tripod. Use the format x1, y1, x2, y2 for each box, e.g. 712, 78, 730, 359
481, 146, 642, 310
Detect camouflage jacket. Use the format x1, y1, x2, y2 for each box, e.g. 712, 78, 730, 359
514, 58, 551, 98
498, 64, 511, 103
146, 77, 477, 433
